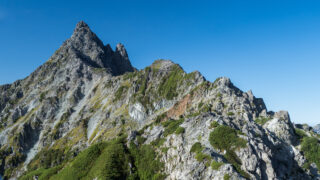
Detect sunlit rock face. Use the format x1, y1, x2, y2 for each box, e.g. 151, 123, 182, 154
0, 21, 319, 180
314, 124, 320, 134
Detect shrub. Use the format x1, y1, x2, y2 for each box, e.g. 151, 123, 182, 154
254, 117, 271, 125
51, 142, 110, 179
227, 112, 234, 116
175, 127, 185, 134
129, 143, 165, 180
96, 143, 129, 179
190, 142, 212, 163
195, 152, 211, 162
209, 125, 249, 178
224, 174, 231, 180
209, 125, 247, 151
301, 137, 320, 170
21, 137, 166, 180
224, 150, 249, 178
162, 119, 184, 137
295, 128, 307, 140
137, 136, 147, 145
136, 67, 151, 96
150, 138, 166, 147
40, 92, 46, 102
27, 148, 71, 170
161, 147, 169, 153
158, 65, 184, 100
210, 121, 220, 129
20, 165, 64, 180
50, 138, 131, 180
211, 160, 223, 170
155, 113, 167, 124
190, 142, 203, 153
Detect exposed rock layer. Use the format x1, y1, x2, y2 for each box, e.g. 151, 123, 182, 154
0, 21, 319, 180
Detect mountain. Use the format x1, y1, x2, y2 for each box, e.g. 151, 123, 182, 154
0, 21, 319, 180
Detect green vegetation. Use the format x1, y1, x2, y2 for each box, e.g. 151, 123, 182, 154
175, 127, 185, 134
50, 139, 129, 180
295, 128, 307, 140
254, 117, 271, 126
209, 121, 220, 129
123, 71, 138, 81
209, 125, 249, 179
158, 65, 184, 100
150, 138, 166, 147
201, 104, 212, 113
20, 136, 166, 180
209, 125, 247, 151
129, 143, 165, 180
161, 147, 169, 153
92, 67, 105, 73
27, 148, 73, 171
211, 160, 224, 170
20, 166, 64, 180
51, 112, 70, 140
213, 77, 222, 85
227, 112, 234, 116
195, 152, 212, 163
187, 103, 212, 118
190, 142, 212, 166
133, 67, 155, 109
137, 136, 147, 145
224, 174, 231, 180
162, 118, 184, 137
40, 92, 46, 102
198, 102, 204, 109
114, 85, 129, 102
300, 136, 320, 170
136, 67, 151, 96
190, 142, 203, 153
155, 113, 167, 124
3, 152, 26, 178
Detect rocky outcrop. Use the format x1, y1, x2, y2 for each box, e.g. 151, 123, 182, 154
0, 21, 319, 180
264, 111, 297, 145
314, 124, 320, 134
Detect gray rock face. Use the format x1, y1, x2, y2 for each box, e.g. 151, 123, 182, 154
314, 124, 320, 134
264, 111, 297, 145
64, 20, 134, 75
0, 21, 319, 180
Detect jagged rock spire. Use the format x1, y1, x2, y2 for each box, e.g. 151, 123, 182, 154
75, 20, 89, 29
62, 21, 134, 75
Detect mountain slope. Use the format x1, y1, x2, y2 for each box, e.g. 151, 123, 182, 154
0, 21, 319, 180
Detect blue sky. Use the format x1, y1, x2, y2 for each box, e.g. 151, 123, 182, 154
0, 0, 319, 125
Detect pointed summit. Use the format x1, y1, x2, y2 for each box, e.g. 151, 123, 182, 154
110, 43, 134, 75
75, 20, 89, 29
59, 21, 134, 75
116, 43, 128, 58
69, 21, 104, 48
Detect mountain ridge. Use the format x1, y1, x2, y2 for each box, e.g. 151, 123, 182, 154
0, 21, 319, 180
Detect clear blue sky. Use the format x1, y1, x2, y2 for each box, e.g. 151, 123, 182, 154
0, 0, 319, 126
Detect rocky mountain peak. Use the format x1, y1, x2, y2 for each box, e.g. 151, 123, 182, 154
69, 21, 104, 48
57, 21, 135, 75
1, 22, 319, 180
75, 20, 89, 29
116, 43, 128, 57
